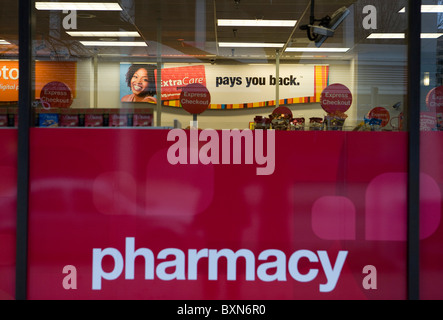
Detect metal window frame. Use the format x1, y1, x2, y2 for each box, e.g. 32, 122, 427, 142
406, 0, 421, 301
14, 0, 423, 300
16, 0, 33, 301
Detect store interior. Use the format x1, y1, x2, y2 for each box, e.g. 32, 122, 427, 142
0, 0, 436, 130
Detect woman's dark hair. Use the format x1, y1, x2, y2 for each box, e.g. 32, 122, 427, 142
125, 64, 157, 96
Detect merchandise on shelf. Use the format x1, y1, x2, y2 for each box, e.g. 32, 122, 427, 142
0, 108, 8, 127
60, 108, 81, 127
109, 108, 132, 127
253, 116, 271, 130
309, 117, 323, 130
7, 107, 17, 127
290, 117, 305, 131
253, 112, 306, 131
28, 107, 155, 128
36, 108, 59, 127
437, 112, 442, 131
85, 108, 106, 127
270, 113, 291, 130
133, 108, 153, 127
324, 111, 347, 131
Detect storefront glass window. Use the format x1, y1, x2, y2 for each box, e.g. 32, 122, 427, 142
419, 0, 443, 300
28, 1, 411, 131
8, 0, 434, 300
0, 0, 18, 300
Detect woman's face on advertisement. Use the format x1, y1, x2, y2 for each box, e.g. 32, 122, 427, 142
131, 68, 149, 95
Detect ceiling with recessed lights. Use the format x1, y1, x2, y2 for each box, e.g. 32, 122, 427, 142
1, 0, 439, 63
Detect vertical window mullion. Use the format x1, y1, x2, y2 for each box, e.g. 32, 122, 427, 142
16, 0, 33, 300
407, 0, 421, 301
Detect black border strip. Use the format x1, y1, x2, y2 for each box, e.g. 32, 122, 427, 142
16, 0, 33, 300
12, 0, 423, 301
407, 0, 421, 301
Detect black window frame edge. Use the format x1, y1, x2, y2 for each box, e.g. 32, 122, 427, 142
16, 0, 33, 301
406, 0, 421, 301
14, 0, 423, 300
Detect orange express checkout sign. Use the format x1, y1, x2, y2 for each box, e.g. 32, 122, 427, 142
0, 61, 76, 102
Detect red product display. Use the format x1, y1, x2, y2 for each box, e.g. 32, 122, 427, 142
59, 109, 80, 127
109, 109, 131, 127
84, 109, 105, 127
133, 108, 153, 127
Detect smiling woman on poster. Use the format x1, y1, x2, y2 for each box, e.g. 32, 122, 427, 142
121, 64, 157, 103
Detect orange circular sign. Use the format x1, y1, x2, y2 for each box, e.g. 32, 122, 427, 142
368, 107, 390, 127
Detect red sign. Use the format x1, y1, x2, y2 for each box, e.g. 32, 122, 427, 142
0, 130, 17, 300
273, 106, 293, 117
368, 107, 390, 127
1, 130, 442, 300
426, 86, 443, 112
12, 129, 439, 299
40, 81, 73, 109
157, 65, 207, 101
179, 83, 210, 115
320, 83, 352, 114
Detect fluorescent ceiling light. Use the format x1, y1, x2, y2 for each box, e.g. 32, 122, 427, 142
399, 5, 443, 13
421, 33, 443, 39
0, 40, 11, 45
80, 41, 147, 47
367, 33, 405, 39
219, 42, 284, 48
67, 31, 140, 37
35, 2, 122, 11
367, 33, 443, 39
218, 19, 297, 27
285, 47, 349, 52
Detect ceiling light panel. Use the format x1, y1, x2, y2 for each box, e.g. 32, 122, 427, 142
219, 42, 284, 48
421, 33, 443, 39
399, 5, 443, 13
367, 33, 443, 39
367, 33, 405, 39
80, 41, 147, 47
35, 2, 122, 11
285, 48, 349, 52
218, 19, 297, 27
67, 31, 140, 37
